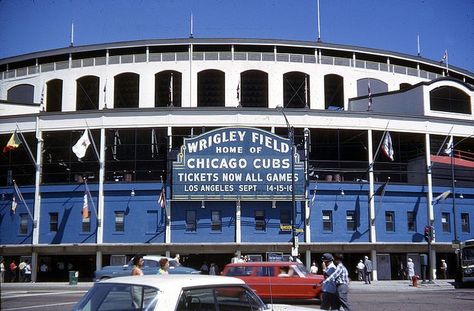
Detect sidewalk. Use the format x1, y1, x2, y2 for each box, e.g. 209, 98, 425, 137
1, 279, 456, 292
349, 279, 456, 292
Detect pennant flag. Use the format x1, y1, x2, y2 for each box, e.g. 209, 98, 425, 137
236, 80, 241, 103
311, 186, 317, 204
158, 188, 166, 208
82, 193, 89, 219
444, 136, 453, 155
151, 129, 159, 158
432, 190, 451, 205
11, 195, 17, 214
3, 132, 22, 153
367, 80, 373, 111
382, 132, 394, 161
72, 130, 91, 159
169, 73, 174, 106
375, 178, 390, 197
112, 130, 121, 160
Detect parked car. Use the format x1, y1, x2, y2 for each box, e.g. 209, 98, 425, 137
72, 274, 315, 311
222, 261, 324, 300
93, 255, 199, 281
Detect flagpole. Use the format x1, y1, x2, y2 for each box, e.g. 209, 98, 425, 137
14, 124, 37, 167
316, 0, 321, 42
85, 121, 100, 161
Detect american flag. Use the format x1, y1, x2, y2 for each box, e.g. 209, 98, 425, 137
382, 132, 394, 161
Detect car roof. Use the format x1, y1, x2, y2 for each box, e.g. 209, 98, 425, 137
101, 274, 246, 289
142, 255, 174, 261
225, 261, 301, 267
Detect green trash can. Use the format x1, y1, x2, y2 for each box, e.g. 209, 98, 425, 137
69, 271, 79, 285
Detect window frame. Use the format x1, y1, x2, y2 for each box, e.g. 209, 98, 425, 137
441, 212, 451, 232
115, 211, 125, 232
385, 211, 395, 232
186, 210, 197, 232
49, 212, 58, 232
461, 213, 470, 233
19, 213, 29, 235
255, 210, 266, 231
346, 210, 356, 231
322, 210, 333, 232
407, 211, 416, 232
211, 210, 222, 232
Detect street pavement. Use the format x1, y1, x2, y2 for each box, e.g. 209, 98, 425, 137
2, 279, 472, 310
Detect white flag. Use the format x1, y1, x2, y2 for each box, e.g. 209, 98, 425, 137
444, 136, 453, 155
72, 130, 91, 159
382, 132, 394, 161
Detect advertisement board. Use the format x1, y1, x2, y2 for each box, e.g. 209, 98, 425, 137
172, 127, 305, 200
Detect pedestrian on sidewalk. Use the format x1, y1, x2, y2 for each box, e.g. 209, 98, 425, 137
319, 253, 339, 310
0, 257, 5, 283
440, 259, 447, 279
24, 260, 32, 282
322, 253, 352, 311
364, 256, 373, 284
356, 260, 365, 281
407, 258, 417, 287
9, 260, 17, 282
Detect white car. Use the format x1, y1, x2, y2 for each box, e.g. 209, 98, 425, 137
72, 274, 315, 311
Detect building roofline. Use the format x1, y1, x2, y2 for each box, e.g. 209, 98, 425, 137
1, 37, 473, 78
350, 76, 474, 102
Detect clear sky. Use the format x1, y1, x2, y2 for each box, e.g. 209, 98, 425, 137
0, 0, 473, 72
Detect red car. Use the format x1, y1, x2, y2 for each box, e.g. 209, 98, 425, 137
222, 261, 324, 300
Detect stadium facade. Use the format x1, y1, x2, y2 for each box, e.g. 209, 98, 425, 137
0, 38, 473, 282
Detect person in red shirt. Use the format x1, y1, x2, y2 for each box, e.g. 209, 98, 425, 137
9, 260, 17, 282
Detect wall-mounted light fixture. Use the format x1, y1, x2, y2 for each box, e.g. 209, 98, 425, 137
272, 201, 277, 209
130, 189, 135, 197
340, 188, 345, 196
201, 200, 205, 209
459, 193, 464, 199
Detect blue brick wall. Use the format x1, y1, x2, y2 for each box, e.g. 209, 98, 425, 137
171, 200, 235, 243
0, 185, 34, 245
0, 182, 473, 245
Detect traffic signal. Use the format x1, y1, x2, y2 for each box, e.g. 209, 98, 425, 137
430, 226, 435, 241
424, 226, 430, 242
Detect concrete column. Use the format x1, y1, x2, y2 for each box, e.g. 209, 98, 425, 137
31, 251, 38, 282
96, 127, 105, 244
166, 127, 172, 244
96, 251, 102, 272
236, 200, 241, 243
371, 249, 378, 281
32, 117, 42, 245
368, 129, 376, 242
305, 250, 312, 270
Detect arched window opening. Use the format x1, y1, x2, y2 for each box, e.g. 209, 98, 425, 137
46, 79, 63, 112
430, 86, 471, 114
324, 74, 344, 109
400, 83, 412, 91
198, 69, 225, 107
76, 75, 99, 110
356, 78, 388, 96
283, 72, 309, 108
114, 73, 139, 108
155, 70, 182, 107
7, 84, 35, 103
240, 70, 268, 108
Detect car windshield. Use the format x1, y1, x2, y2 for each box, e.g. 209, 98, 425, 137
462, 247, 474, 266
73, 283, 159, 311
176, 285, 267, 311
292, 264, 310, 277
